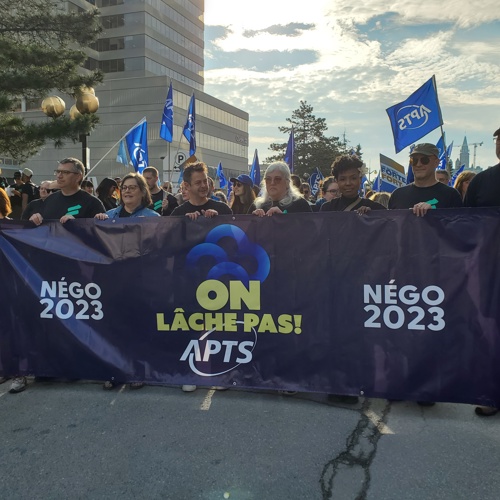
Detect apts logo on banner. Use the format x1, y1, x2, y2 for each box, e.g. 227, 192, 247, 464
155, 225, 302, 377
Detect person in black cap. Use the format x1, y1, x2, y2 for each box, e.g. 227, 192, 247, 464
464, 127, 500, 418
388, 143, 462, 215
229, 174, 256, 214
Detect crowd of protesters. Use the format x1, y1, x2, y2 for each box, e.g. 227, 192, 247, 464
1, 127, 500, 417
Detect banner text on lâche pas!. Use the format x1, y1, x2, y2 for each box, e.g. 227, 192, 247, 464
156, 279, 302, 335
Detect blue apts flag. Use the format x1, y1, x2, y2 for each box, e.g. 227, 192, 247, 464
125, 119, 149, 174
436, 134, 446, 157
216, 162, 227, 188
183, 93, 196, 156
116, 139, 129, 166
372, 173, 380, 192
250, 149, 260, 186
160, 81, 173, 143
284, 127, 295, 173
438, 141, 454, 170
309, 167, 324, 197
386, 76, 443, 153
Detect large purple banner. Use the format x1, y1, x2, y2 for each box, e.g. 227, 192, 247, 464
1, 209, 499, 406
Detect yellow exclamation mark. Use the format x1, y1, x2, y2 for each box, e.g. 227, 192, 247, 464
294, 315, 302, 334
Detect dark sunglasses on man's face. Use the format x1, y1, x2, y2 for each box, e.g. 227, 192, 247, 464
410, 155, 431, 166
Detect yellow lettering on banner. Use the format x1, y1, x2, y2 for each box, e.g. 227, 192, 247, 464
188, 312, 205, 331
258, 314, 278, 333
229, 281, 260, 310
171, 308, 189, 331
156, 313, 170, 331
224, 313, 238, 332
196, 280, 229, 311
243, 313, 260, 331
205, 313, 224, 330
277, 314, 293, 334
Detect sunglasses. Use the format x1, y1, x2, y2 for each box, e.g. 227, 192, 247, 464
410, 155, 431, 166
233, 181, 244, 187
40, 188, 57, 193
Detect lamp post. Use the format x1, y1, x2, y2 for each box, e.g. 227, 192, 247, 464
41, 87, 99, 174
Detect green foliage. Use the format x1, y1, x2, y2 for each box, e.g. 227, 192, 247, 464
267, 101, 363, 177
0, 0, 103, 162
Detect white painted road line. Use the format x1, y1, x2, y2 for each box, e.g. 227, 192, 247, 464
200, 389, 216, 411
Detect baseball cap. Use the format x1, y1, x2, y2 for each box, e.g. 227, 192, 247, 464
411, 143, 439, 157
22, 168, 33, 177
229, 174, 253, 187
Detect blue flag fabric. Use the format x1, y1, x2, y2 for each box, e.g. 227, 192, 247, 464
436, 135, 446, 157
183, 94, 196, 156
160, 81, 173, 143
284, 127, 295, 173
309, 168, 324, 197
438, 141, 453, 170
372, 174, 380, 192
227, 179, 233, 200
125, 120, 149, 174
250, 149, 260, 186
177, 167, 184, 187
386, 76, 443, 153
216, 162, 227, 188
450, 165, 465, 187
406, 144, 415, 184
116, 140, 129, 166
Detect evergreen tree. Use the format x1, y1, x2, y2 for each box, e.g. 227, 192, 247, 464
0, 0, 103, 162
267, 101, 362, 177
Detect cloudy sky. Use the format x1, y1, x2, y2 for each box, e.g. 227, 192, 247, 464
203, 0, 499, 174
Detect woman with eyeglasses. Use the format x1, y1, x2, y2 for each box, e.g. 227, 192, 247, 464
314, 176, 339, 211
95, 173, 159, 220
95, 173, 158, 391
229, 174, 256, 214
252, 162, 312, 216
21, 180, 54, 220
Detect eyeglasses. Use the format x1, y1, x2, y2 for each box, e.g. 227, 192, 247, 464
121, 184, 139, 192
234, 181, 244, 187
264, 177, 283, 184
54, 169, 78, 176
40, 188, 56, 193
410, 156, 431, 166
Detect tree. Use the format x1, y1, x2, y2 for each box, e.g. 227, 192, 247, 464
0, 0, 104, 162
267, 101, 362, 177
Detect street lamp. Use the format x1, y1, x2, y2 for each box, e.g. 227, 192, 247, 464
41, 87, 99, 174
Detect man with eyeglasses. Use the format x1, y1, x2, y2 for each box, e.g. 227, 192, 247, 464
21, 180, 54, 220
29, 158, 104, 225
388, 143, 462, 215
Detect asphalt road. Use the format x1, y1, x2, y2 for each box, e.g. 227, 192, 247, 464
0, 380, 499, 500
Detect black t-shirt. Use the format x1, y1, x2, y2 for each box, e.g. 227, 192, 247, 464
40, 190, 105, 219
388, 182, 463, 210
171, 198, 233, 216
251, 197, 313, 214
149, 190, 179, 216
464, 164, 500, 207
22, 198, 45, 220
320, 196, 386, 212
19, 181, 37, 203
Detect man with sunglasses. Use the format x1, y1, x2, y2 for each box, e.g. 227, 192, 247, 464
388, 143, 462, 215
29, 158, 104, 225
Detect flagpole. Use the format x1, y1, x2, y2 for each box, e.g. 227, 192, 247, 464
85, 117, 147, 179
